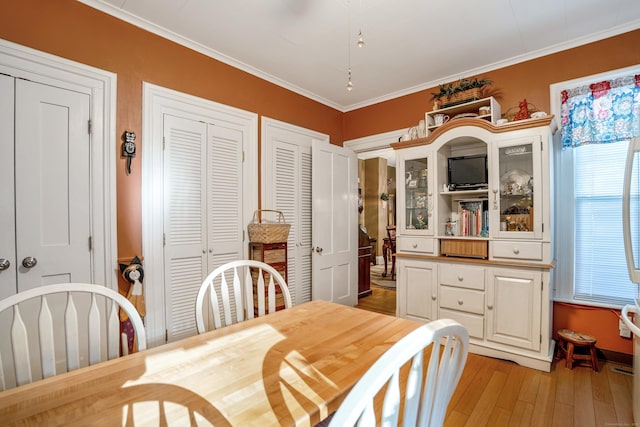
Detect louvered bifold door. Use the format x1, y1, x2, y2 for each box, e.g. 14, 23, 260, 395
206, 123, 244, 320
163, 114, 207, 342
272, 139, 313, 305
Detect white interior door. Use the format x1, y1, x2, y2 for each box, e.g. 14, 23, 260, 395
163, 114, 207, 341
15, 79, 92, 292
312, 142, 358, 305
206, 123, 244, 267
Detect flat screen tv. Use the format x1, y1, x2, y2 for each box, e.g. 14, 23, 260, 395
447, 154, 488, 190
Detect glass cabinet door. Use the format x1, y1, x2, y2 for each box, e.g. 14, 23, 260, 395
491, 136, 542, 239
399, 150, 433, 235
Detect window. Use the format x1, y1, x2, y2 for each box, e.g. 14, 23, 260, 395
551, 66, 640, 308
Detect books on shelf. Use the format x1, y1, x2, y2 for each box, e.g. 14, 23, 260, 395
457, 200, 489, 237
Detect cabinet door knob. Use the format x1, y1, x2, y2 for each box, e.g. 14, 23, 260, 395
22, 257, 37, 268
431, 295, 437, 301
513, 248, 520, 254
487, 304, 494, 310
0, 258, 10, 271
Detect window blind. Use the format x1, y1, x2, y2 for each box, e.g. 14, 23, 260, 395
573, 141, 639, 305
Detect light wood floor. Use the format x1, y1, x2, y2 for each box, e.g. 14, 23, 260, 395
355, 284, 635, 426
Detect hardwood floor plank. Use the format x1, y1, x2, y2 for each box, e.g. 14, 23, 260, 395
551, 402, 573, 427
464, 370, 509, 426
497, 364, 528, 411
573, 368, 596, 427
555, 361, 575, 406
487, 406, 511, 427
530, 374, 557, 427
507, 400, 534, 427
517, 367, 542, 404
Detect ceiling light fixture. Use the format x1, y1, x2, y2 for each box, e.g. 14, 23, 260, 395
346, 0, 364, 91
346, 0, 353, 91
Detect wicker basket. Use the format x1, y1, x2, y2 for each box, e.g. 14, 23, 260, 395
247, 210, 291, 243
442, 88, 483, 108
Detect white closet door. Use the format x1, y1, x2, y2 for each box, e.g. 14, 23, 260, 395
206, 123, 244, 269
163, 114, 207, 341
271, 139, 313, 305
14, 79, 91, 292
0, 75, 15, 300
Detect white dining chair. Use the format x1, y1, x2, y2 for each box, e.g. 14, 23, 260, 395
328, 319, 469, 427
0, 283, 146, 391
195, 260, 292, 333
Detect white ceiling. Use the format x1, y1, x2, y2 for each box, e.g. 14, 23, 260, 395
80, 0, 640, 112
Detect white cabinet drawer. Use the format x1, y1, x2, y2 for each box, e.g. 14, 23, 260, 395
397, 236, 435, 254
439, 265, 485, 290
439, 308, 484, 339
492, 241, 542, 261
439, 286, 484, 315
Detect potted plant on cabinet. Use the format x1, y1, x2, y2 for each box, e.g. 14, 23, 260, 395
430, 78, 493, 110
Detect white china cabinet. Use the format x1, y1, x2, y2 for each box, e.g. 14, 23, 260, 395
392, 115, 556, 371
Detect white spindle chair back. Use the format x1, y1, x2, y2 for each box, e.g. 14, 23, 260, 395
328, 319, 469, 427
0, 283, 146, 390
195, 260, 292, 333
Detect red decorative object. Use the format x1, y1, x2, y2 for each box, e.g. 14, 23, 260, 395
589, 80, 611, 98
561, 90, 569, 104
513, 99, 530, 121
635, 74, 640, 87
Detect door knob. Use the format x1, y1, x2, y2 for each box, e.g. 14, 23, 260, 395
315, 246, 323, 253
0, 258, 9, 270
22, 257, 37, 268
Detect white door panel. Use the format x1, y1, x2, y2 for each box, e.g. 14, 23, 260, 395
0, 75, 15, 300
14, 79, 91, 292
207, 123, 244, 268
269, 137, 313, 305
163, 114, 207, 341
312, 143, 358, 306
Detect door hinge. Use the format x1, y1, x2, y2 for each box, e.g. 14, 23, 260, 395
163, 233, 166, 247
88, 120, 92, 135
163, 136, 166, 150
242, 150, 245, 163
165, 329, 168, 342
88, 236, 92, 251
540, 334, 542, 344
541, 223, 544, 233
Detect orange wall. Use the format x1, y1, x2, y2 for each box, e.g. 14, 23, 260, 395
2, 1, 638, 355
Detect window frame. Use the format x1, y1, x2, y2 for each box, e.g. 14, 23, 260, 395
550, 64, 640, 309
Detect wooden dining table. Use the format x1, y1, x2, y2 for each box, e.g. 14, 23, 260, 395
0, 300, 420, 426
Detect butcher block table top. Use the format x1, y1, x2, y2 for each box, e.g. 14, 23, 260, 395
0, 300, 420, 426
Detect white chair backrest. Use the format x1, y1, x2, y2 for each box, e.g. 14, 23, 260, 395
0, 283, 146, 391
195, 260, 292, 333
328, 319, 469, 427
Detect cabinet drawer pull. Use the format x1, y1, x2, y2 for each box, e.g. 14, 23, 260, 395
457, 299, 464, 306
513, 248, 520, 254
457, 275, 464, 281
412, 243, 418, 249
487, 304, 493, 310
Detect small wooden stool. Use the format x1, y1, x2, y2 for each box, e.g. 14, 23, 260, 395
556, 329, 599, 372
